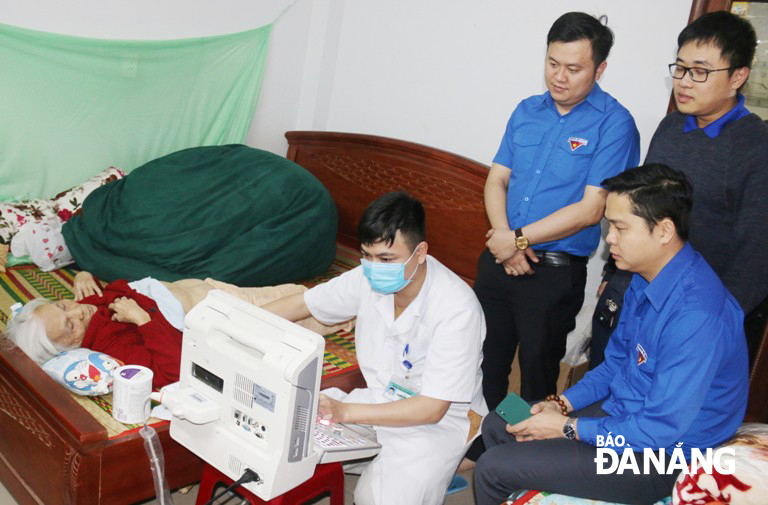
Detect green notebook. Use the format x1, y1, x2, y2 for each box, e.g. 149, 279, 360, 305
495, 392, 532, 426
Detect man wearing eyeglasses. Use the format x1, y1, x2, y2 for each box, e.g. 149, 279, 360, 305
589, 11, 768, 370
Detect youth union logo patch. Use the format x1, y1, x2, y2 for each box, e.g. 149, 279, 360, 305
568, 137, 589, 151
637, 344, 647, 366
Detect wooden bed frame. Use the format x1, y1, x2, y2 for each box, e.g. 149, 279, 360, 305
0, 131, 492, 505
285, 131, 490, 284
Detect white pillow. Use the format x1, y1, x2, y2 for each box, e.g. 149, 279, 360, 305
10, 217, 74, 271
42, 348, 123, 396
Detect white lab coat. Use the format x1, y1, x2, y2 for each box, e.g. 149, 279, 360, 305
305, 255, 487, 505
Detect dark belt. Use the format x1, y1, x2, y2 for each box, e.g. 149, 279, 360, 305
534, 250, 588, 267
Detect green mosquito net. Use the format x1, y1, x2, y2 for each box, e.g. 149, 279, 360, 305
0, 22, 271, 200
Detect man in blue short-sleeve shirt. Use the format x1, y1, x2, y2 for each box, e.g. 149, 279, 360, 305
475, 12, 640, 407
474, 164, 747, 505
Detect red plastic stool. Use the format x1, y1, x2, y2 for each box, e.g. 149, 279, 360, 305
195, 462, 345, 505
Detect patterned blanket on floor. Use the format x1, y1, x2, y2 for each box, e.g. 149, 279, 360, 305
507, 490, 672, 505
0, 244, 360, 437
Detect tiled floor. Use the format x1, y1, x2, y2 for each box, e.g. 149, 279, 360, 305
0, 469, 477, 505
150, 469, 477, 505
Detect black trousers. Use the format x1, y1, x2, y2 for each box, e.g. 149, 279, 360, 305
588, 269, 633, 370
474, 249, 587, 406
474, 405, 679, 505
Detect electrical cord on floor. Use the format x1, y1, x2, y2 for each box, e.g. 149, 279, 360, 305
203, 469, 260, 505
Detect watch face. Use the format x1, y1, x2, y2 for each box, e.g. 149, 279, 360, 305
563, 418, 576, 440
516, 236, 529, 250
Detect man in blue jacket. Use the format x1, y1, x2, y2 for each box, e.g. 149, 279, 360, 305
474, 164, 748, 505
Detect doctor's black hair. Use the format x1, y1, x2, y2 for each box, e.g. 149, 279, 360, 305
547, 12, 614, 67
358, 191, 426, 251
601, 163, 693, 240
678, 11, 757, 73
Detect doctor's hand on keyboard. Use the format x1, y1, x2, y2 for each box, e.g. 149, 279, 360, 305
318, 393, 345, 423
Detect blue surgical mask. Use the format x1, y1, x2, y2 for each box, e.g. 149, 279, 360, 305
361, 247, 420, 295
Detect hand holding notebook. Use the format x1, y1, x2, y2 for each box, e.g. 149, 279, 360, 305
495, 392, 533, 426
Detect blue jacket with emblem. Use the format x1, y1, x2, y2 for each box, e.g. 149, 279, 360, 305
565, 243, 748, 459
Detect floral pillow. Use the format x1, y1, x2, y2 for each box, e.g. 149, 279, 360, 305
50, 166, 125, 221
0, 167, 124, 271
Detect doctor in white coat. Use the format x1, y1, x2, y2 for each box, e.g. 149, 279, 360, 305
263, 191, 487, 505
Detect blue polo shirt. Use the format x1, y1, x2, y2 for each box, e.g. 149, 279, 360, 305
494, 83, 640, 256
565, 243, 748, 459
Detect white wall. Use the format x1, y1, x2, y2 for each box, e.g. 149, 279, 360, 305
322, 1, 690, 161
0, 1, 293, 38
0, 0, 693, 358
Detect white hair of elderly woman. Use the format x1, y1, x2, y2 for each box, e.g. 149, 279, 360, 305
4, 298, 70, 364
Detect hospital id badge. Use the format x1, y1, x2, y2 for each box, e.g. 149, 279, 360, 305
384, 374, 420, 401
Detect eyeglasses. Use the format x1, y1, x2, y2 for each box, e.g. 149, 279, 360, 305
668, 63, 732, 83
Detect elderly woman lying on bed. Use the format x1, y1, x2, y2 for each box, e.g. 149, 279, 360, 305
5, 272, 350, 388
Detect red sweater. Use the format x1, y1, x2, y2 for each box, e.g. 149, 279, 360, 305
80, 280, 181, 389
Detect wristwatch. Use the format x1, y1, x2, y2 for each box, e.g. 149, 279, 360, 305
563, 417, 577, 440
514, 228, 529, 250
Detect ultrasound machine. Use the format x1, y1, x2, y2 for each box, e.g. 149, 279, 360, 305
158, 290, 380, 501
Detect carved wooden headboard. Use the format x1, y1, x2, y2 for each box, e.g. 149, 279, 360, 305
286, 131, 491, 284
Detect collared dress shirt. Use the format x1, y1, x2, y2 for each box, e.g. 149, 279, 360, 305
494, 83, 640, 256
683, 92, 750, 139
565, 243, 748, 459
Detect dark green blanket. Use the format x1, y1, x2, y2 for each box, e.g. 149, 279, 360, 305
62, 145, 337, 285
